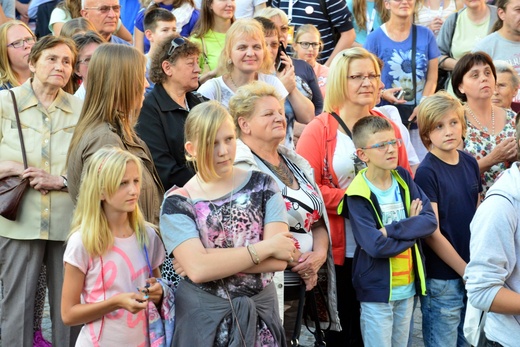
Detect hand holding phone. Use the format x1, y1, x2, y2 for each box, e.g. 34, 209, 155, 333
394, 90, 405, 100
276, 42, 287, 72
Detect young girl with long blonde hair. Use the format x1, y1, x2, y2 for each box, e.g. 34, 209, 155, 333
61, 147, 165, 346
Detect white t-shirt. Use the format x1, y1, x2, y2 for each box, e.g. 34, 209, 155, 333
64, 226, 165, 347
197, 73, 289, 109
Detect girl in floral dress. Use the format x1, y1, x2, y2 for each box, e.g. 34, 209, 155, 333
160, 101, 296, 346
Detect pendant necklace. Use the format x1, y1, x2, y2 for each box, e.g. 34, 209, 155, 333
466, 105, 495, 135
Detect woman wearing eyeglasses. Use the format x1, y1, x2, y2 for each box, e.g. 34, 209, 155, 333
296, 47, 412, 347
136, 35, 206, 191
364, 0, 440, 162
67, 44, 164, 224
0, 20, 35, 90
71, 30, 104, 98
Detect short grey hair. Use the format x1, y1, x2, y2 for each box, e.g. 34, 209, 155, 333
494, 60, 520, 90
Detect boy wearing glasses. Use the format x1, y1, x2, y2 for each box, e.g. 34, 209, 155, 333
414, 92, 481, 347
338, 115, 437, 347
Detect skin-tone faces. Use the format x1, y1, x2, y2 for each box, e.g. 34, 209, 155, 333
75, 42, 100, 88
357, 129, 399, 171
230, 36, 264, 74
347, 58, 379, 107
102, 161, 141, 216
492, 72, 518, 109
265, 34, 280, 63
385, 0, 415, 18
146, 20, 177, 44
458, 63, 495, 101
211, 118, 237, 179
293, 32, 320, 67
240, 96, 286, 144
499, 0, 520, 38
210, 0, 236, 20
164, 53, 201, 92
269, 15, 289, 46
427, 111, 463, 160
6, 25, 35, 72
82, 0, 120, 37
29, 44, 74, 89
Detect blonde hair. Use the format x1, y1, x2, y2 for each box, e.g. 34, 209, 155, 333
417, 91, 466, 149
257, 7, 289, 24
68, 44, 146, 159
0, 21, 36, 87
60, 17, 98, 39
293, 24, 323, 57
324, 47, 381, 113
229, 81, 282, 137
184, 101, 235, 182
69, 147, 149, 257
217, 19, 272, 75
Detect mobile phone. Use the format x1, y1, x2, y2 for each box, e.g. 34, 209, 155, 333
394, 90, 405, 100
275, 43, 287, 72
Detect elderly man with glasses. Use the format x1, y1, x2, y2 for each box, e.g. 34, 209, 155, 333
80, 0, 129, 44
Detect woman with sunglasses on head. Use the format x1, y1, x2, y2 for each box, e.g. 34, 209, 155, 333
296, 47, 412, 347
364, 0, 440, 162
136, 34, 206, 191
190, 0, 235, 84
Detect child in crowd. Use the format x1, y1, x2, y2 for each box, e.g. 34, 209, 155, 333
339, 116, 437, 347
292, 24, 328, 98
61, 147, 165, 345
143, 7, 177, 93
415, 92, 481, 347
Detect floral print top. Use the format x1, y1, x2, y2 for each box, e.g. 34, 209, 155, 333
464, 108, 516, 199
160, 171, 287, 346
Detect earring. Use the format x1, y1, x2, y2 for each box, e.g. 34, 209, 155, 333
227, 59, 232, 65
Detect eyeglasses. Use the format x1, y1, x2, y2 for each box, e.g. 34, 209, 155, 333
361, 139, 402, 151
7, 37, 36, 49
83, 5, 121, 13
297, 41, 320, 49
78, 57, 91, 65
279, 25, 290, 33
168, 37, 187, 56
267, 41, 280, 50
347, 74, 380, 84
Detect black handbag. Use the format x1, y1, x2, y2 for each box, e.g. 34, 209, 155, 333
0, 90, 29, 221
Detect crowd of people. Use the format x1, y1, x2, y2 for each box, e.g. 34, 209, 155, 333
0, 0, 520, 346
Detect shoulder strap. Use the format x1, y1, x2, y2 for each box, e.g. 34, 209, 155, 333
411, 25, 417, 106
485, 193, 513, 205
8, 90, 28, 169
448, 11, 458, 57
317, 0, 332, 25
330, 112, 352, 138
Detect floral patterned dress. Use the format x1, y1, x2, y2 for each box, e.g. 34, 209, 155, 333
161, 171, 287, 346
464, 108, 516, 199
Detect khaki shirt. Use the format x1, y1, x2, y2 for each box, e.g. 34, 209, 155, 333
0, 80, 82, 240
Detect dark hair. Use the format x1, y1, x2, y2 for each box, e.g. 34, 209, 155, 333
60, 17, 97, 38
144, 7, 176, 32
29, 35, 77, 66
451, 51, 496, 102
352, 116, 393, 148
71, 30, 104, 91
492, 0, 510, 32
149, 34, 201, 84
253, 16, 277, 37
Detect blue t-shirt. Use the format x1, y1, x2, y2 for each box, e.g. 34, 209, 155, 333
134, 4, 199, 54
120, 0, 141, 35
414, 150, 482, 280
364, 24, 440, 106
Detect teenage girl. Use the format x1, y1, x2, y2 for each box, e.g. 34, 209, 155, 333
61, 147, 165, 346
160, 101, 296, 345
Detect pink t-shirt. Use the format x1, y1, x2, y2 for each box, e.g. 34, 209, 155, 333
313, 63, 329, 98
64, 226, 165, 347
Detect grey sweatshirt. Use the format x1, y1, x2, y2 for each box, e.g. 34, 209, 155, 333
464, 162, 520, 347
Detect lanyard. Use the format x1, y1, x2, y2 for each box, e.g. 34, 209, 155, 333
366, 8, 376, 33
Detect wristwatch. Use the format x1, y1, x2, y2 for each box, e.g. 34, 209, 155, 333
61, 175, 68, 189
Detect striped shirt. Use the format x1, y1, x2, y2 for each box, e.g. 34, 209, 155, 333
271, 0, 354, 63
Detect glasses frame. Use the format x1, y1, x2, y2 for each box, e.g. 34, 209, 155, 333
83, 5, 121, 13
361, 139, 402, 151
7, 37, 36, 49
168, 37, 188, 56
296, 41, 321, 49
347, 74, 381, 84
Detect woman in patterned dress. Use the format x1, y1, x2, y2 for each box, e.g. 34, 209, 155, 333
160, 100, 296, 346
451, 51, 517, 199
